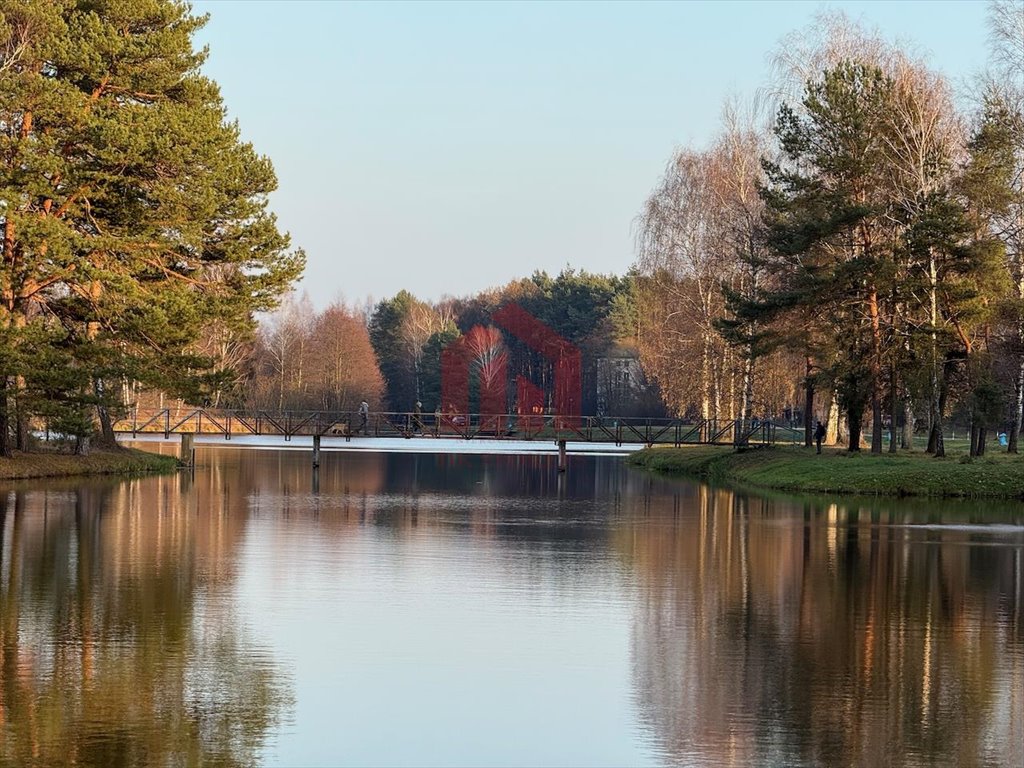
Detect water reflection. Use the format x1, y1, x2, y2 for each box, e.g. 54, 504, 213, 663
0, 447, 1021, 767
0, 474, 290, 768
620, 488, 1023, 767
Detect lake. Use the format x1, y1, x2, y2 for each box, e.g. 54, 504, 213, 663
0, 446, 1021, 767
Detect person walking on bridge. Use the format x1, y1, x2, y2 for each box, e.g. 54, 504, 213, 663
358, 400, 369, 435
413, 401, 423, 434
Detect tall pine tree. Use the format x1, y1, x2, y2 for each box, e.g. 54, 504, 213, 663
0, 0, 303, 453
759, 62, 896, 451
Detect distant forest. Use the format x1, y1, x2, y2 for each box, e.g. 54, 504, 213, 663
247, 269, 661, 418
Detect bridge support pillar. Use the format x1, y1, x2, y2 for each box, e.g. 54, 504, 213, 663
180, 433, 195, 467
312, 434, 321, 469
557, 439, 567, 473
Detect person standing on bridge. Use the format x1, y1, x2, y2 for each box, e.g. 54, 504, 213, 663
814, 419, 826, 454
358, 400, 369, 435
413, 401, 423, 434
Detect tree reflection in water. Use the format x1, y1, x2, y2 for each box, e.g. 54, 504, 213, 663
0, 474, 290, 768
621, 485, 1024, 767
0, 448, 1020, 767
227, 448, 1022, 766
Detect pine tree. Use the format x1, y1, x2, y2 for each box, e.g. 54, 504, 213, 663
0, 0, 303, 453
368, 291, 418, 411
759, 62, 896, 451
956, 96, 1021, 454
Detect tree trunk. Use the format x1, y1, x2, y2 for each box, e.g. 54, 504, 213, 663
901, 395, 914, 450
737, 343, 754, 445
712, 354, 722, 423
868, 288, 883, 454
977, 426, 987, 457
804, 385, 814, 448
10, 312, 26, 452
0, 378, 10, 458
96, 405, 115, 446
94, 378, 116, 447
870, 400, 883, 453
725, 347, 735, 421
13, 393, 26, 452
847, 403, 863, 452
929, 379, 947, 458
700, 332, 711, 440
741, 345, 754, 426
1010, 355, 1023, 454
826, 392, 841, 446
0, 213, 20, 457
927, 368, 946, 456
888, 363, 898, 453
803, 356, 814, 448
927, 250, 941, 455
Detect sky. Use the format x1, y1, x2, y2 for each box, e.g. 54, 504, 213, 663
191, 0, 991, 309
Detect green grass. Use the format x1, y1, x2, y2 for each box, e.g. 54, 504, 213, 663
627, 443, 1024, 499
0, 446, 178, 481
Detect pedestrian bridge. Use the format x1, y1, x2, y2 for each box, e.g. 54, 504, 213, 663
112, 407, 797, 448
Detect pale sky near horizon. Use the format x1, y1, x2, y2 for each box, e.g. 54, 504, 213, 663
192, 0, 990, 309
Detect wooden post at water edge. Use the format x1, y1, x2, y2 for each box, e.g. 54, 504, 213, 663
312, 434, 321, 468
179, 433, 195, 466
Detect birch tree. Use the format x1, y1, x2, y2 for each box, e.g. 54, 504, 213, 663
636, 149, 731, 421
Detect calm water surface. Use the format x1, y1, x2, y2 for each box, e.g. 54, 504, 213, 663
0, 447, 1021, 767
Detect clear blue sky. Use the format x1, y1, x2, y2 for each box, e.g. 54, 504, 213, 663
192, 1, 989, 308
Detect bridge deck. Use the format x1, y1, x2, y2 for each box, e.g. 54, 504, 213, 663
112, 409, 798, 447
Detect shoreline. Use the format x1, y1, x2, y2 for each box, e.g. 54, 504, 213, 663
627, 444, 1024, 500
0, 447, 179, 481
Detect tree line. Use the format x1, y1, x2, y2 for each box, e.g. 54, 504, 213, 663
247, 269, 656, 419
634, 5, 1023, 455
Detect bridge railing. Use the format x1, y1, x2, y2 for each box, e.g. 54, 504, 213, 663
113, 407, 789, 446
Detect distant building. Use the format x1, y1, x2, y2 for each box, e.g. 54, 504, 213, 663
595, 346, 663, 417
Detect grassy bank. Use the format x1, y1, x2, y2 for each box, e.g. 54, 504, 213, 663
0, 447, 178, 481
627, 444, 1024, 499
